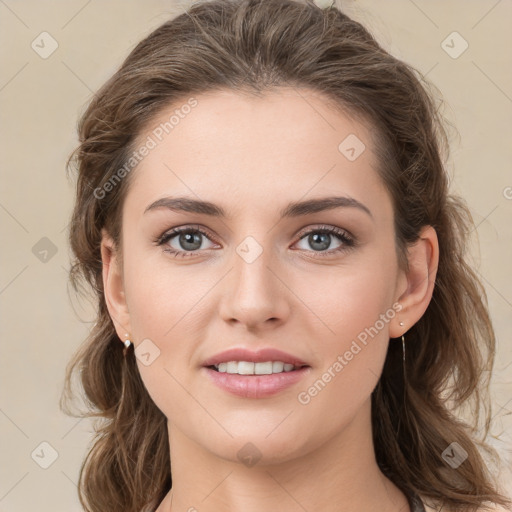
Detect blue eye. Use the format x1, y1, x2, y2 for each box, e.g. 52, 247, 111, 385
156, 225, 217, 258
155, 224, 356, 259
295, 226, 355, 255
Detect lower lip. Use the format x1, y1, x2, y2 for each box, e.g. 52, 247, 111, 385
201, 366, 312, 398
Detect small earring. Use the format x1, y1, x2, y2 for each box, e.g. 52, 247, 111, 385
399, 321, 404, 327
123, 334, 132, 349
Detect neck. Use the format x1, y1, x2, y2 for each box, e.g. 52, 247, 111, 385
157, 398, 410, 512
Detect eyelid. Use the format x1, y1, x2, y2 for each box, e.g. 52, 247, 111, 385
156, 224, 217, 244
295, 223, 354, 240
156, 223, 356, 257
157, 223, 353, 240
292, 225, 356, 255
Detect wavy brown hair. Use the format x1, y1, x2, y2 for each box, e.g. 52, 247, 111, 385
60, 1, 512, 511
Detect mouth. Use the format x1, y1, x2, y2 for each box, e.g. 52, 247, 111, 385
202, 363, 312, 398
206, 361, 311, 375
201, 347, 310, 372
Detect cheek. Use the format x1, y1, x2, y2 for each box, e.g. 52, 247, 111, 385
299, 253, 397, 345
292, 251, 397, 401
123, 246, 203, 338
122, 254, 201, 419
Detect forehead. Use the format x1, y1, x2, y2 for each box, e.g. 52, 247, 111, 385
125, 87, 388, 218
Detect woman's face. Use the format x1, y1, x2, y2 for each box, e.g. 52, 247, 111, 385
105, 88, 410, 464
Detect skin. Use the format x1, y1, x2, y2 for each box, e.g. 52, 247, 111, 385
101, 88, 439, 512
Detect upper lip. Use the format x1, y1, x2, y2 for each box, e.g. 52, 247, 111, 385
202, 348, 310, 367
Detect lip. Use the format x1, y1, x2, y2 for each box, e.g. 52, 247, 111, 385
201, 347, 310, 367
201, 365, 312, 398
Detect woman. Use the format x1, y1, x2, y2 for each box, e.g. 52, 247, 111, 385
60, 0, 512, 511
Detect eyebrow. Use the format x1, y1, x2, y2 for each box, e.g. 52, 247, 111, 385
144, 195, 373, 219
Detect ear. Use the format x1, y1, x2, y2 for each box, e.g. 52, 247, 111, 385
100, 228, 132, 340
389, 225, 439, 338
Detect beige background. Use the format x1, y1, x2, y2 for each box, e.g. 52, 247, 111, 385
0, 0, 511, 510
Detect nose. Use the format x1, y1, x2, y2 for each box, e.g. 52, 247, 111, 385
218, 243, 291, 331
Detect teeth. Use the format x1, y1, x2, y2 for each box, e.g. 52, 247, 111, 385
215, 361, 300, 375
273, 361, 284, 373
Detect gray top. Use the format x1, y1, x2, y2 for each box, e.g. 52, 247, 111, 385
407, 489, 427, 512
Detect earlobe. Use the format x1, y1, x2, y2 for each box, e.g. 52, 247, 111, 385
390, 225, 439, 338
100, 229, 132, 339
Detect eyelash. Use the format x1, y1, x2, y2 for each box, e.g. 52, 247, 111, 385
154, 224, 356, 259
